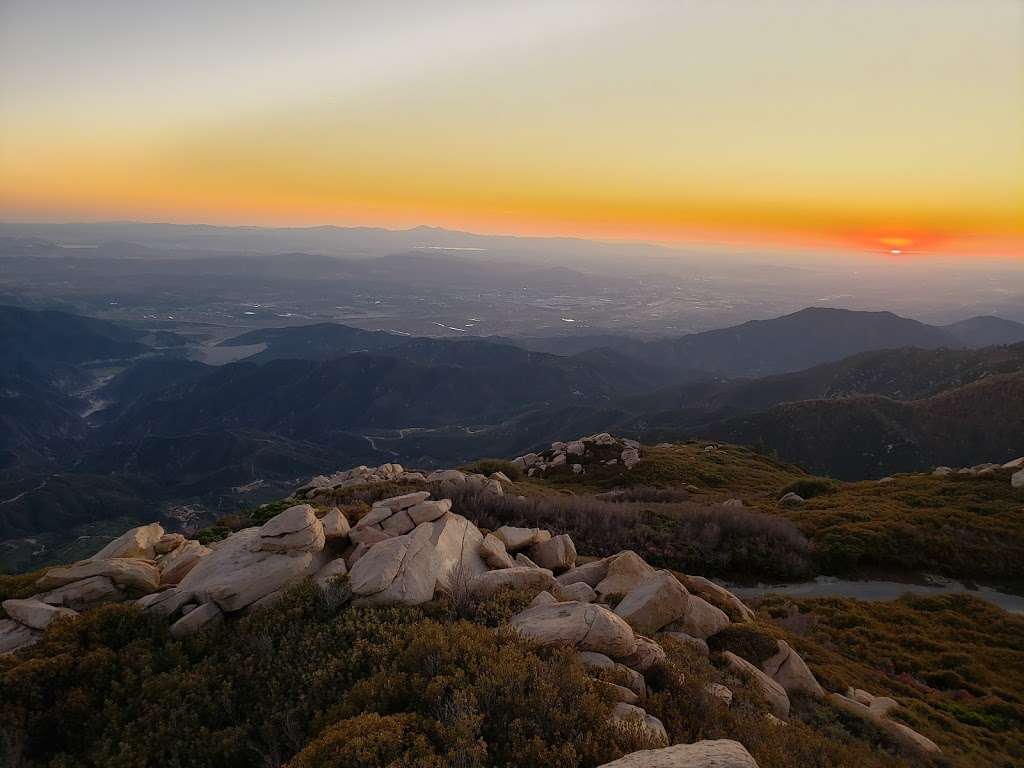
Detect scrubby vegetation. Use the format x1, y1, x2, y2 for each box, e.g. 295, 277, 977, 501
446, 486, 814, 580
1, 578, 948, 768
764, 471, 1024, 580
759, 594, 1024, 768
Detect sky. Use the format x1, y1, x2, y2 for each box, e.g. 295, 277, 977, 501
1, 0, 1022, 258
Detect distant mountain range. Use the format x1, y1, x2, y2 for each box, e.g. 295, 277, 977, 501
2, 302, 1024, 566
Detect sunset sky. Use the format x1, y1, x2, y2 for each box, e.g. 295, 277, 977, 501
1, 0, 1022, 257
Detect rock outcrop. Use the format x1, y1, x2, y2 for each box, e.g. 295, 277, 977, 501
597, 740, 759, 768
509, 601, 638, 657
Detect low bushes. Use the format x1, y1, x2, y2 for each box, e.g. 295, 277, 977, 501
446, 486, 814, 580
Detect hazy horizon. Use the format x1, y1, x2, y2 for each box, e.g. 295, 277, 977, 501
2, 1, 1022, 259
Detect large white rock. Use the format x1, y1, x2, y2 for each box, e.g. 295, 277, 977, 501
618, 635, 666, 673
1012, 469, 1024, 488
350, 524, 440, 607
177, 528, 325, 612
2, 598, 77, 630
679, 574, 755, 622
614, 570, 690, 635
596, 739, 759, 768
528, 534, 577, 572
608, 703, 668, 747
509, 601, 637, 657
469, 567, 556, 598
669, 595, 730, 640
154, 533, 186, 555
426, 513, 490, 593
92, 522, 165, 560
256, 504, 325, 553
558, 558, 614, 588
36, 575, 122, 609
595, 551, 656, 599
320, 508, 351, 540
158, 540, 211, 585
0, 618, 40, 655
553, 580, 596, 603
493, 525, 551, 552
761, 640, 824, 699
37, 558, 161, 593
407, 499, 451, 525
723, 651, 790, 719
169, 601, 224, 639
479, 533, 516, 569
380, 509, 416, 535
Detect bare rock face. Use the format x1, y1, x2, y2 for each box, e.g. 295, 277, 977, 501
596, 739, 759, 768
350, 524, 440, 607
1012, 468, 1024, 488
469, 567, 556, 598
493, 525, 551, 552
37, 558, 161, 594
380, 509, 416, 535
36, 575, 123, 609
320, 508, 351, 541
618, 635, 666, 673
667, 594, 730, 640
723, 651, 790, 719
2, 598, 77, 630
158, 540, 211, 585
529, 590, 558, 607
508, 601, 637, 657
761, 640, 824, 699
407, 499, 451, 525
92, 522, 165, 560
553, 580, 596, 603
154, 533, 186, 555
256, 504, 325, 554
479, 533, 516, 569
426, 513, 489, 594
614, 570, 690, 635
0, 619, 40, 655
595, 551, 656, 599
527, 534, 576, 573
558, 558, 615, 588
169, 601, 224, 639
608, 703, 668, 747
176, 528, 325, 613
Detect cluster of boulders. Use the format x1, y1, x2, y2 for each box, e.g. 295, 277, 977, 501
294, 463, 507, 501
4, 468, 944, 763
512, 433, 642, 477
933, 456, 1024, 488
1, 523, 211, 653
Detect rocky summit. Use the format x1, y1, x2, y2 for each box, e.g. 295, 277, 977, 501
2, 435, 1021, 767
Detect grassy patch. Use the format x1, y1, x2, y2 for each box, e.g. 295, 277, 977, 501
760, 593, 1024, 767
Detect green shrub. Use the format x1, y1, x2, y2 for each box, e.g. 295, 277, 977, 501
288, 713, 446, 768
707, 624, 781, 666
